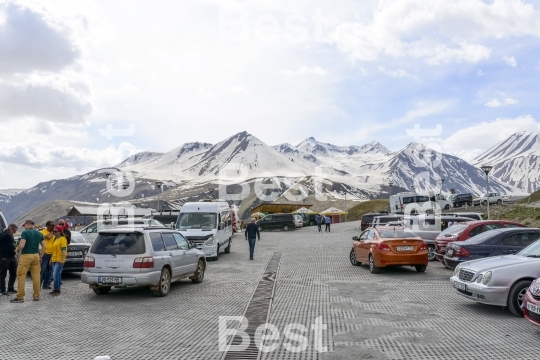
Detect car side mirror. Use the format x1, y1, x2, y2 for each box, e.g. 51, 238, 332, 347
352, 236, 359, 241
189, 241, 197, 249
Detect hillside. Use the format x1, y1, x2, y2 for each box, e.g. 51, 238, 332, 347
345, 200, 390, 222
518, 189, 540, 204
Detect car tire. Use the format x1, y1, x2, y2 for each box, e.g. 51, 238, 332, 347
283, 225, 290, 231
507, 280, 531, 317
152, 268, 171, 297
427, 245, 436, 261
415, 265, 427, 273
192, 260, 205, 284
225, 238, 231, 254
213, 245, 220, 261
369, 255, 380, 274
497, 199, 502, 205
93, 287, 111, 295
482, 201, 487, 206
444, 204, 450, 210
349, 250, 361, 266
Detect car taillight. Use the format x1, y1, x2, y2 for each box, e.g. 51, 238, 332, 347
377, 243, 391, 251
454, 246, 470, 257
420, 242, 427, 251
133, 257, 154, 268
83, 256, 95, 268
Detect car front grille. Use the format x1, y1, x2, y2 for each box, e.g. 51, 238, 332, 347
532, 294, 540, 301
185, 236, 210, 245
527, 311, 540, 323
459, 269, 475, 282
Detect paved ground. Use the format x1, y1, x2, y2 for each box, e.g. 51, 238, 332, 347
1, 222, 539, 359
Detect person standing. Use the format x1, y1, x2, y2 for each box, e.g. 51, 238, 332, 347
10, 220, 45, 303
316, 214, 322, 232
40, 221, 55, 289
0, 224, 18, 295
50, 226, 67, 296
244, 218, 260, 260
325, 216, 331, 232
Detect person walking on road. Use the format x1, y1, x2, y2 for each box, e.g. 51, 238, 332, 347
316, 214, 322, 232
245, 218, 260, 260
50, 226, 67, 296
11, 220, 45, 303
325, 216, 331, 232
0, 224, 18, 295
40, 221, 55, 289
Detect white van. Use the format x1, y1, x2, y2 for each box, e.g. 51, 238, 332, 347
390, 192, 453, 214
176, 201, 233, 260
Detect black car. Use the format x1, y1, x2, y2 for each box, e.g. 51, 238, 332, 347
450, 193, 473, 207
308, 214, 319, 226
360, 212, 388, 231
63, 231, 91, 272
443, 228, 540, 269
257, 214, 296, 231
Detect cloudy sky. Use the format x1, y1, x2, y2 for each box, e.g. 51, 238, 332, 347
2, 0, 540, 188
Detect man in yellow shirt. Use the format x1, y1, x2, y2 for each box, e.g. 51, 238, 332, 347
40, 221, 55, 289
50, 226, 67, 296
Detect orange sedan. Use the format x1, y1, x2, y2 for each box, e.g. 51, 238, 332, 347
349, 226, 428, 273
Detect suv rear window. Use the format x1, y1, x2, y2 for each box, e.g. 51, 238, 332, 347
91, 233, 146, 255
361, 215, 375, 223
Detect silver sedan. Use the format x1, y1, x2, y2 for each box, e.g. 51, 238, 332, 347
450, 239, 540, 316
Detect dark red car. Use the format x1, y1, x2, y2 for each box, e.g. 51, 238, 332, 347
523, 278, 540, 327
434, 220, 527, 262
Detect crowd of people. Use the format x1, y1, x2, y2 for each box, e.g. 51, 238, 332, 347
0, 218, 71, 302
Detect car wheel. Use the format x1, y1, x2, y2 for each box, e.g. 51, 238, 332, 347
467, 202, 472, 206
258, 226, 263, 232
225, 238, 231, 254
497, 199, 502, 205
415, 265, 427, 273
192, 260, 205, 284
349, 250, 361, 266
444, 204, 450, 210
152, 268, 171, 297
369, 255, 380, 274
282, 225, 290, 231
427, 245, 436, 261
93, 287, 111, 295
507, 280, 531, 316
482, 200, 487, 206
213, 245, 220, 261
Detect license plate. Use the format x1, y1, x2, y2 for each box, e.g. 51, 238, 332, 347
527, 302, 540, 314
98, 277, 121, 284
453, 280, 467, 291
446, 249, 454, 257
396, 246, 414, 251
68, 251, 82, 256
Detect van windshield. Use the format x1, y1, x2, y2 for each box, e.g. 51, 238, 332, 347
177, 213, 217, 230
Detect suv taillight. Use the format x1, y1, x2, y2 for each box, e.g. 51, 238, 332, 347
420, 242, 427, 251
133, 257, 154, 268
83, 256, 95, 268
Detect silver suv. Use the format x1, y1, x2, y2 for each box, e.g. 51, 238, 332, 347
81, 226, 206, 297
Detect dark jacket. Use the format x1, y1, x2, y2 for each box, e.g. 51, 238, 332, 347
245, 223, 260, 240
0, 230, 16, 259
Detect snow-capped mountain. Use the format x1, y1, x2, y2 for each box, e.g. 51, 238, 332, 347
116, 151, 164, 167
472, 132, 540, 193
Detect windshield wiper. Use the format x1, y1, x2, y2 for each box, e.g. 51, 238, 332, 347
97, 251, 116, 257
525, 254, 540, 258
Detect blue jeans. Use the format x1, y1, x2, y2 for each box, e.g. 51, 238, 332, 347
248, 238, 256, 259
41, 254, 52, 286
317, 223, 322, 232
52, 262, 64, 291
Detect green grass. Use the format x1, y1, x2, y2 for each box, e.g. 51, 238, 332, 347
346, 199, 389, 222
518, 190, 540, 204
499, 206, 540, 228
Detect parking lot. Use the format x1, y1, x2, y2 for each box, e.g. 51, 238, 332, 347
1, 222, 539, 360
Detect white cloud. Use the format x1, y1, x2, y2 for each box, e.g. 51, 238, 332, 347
503, 56, 517, 67
328, 0, 540, 65
477, 69, 485, 76
440, 115, 540, 161
378, 66, 409, 77
281, 66, 327, 76
484, 98, 519, 107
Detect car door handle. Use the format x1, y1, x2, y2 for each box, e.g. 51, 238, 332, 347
182, 251, 186, 255
169, 252, 173, 256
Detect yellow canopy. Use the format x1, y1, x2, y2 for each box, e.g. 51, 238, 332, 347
321, 207, 348, 215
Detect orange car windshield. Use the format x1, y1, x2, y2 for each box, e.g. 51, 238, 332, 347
378, 229, 418, 238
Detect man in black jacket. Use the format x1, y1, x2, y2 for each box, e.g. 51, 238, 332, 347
0, 224, 18, 295
244, 218, 260, 260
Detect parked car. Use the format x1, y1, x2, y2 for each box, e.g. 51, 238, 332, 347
445, 212, 483, 221
257, 213, 296, 231
434, 220, 527, 263
371, 215, 403, 228
523, 278, 540, 326
63, 231, 91, 272
293, 214, 303, 228
143, 210, 180, 228
360, 212, 387, 231
295, 213, 309, 227
450, 238, 540, 316
449, 193, 473, 207
79, 218, 165, 243
349, 226, 428, 274
473, 192, 503, 206
81, 226, 206, 297
444, 228, 540, 269
404, 215, 472, 261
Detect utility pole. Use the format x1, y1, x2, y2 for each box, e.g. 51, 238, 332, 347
155, 181, 163, 212
481, 165, 493, 220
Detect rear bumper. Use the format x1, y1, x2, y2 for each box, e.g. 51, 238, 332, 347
443, 257, 464, 270
524, 294, 540, 327
450, 276, 508, 306
81, 271, 161, 287
376, 252, 428, 267
63, 259, 84, 272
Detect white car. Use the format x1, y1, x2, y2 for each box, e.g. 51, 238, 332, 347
473, 192, 503, 206
293, 214, 303, 228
